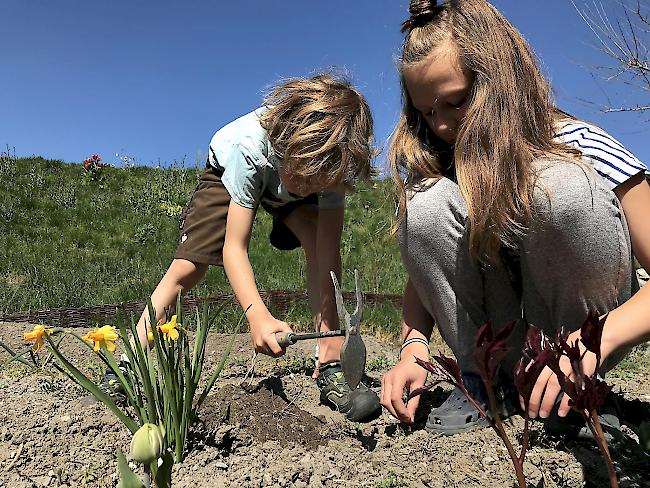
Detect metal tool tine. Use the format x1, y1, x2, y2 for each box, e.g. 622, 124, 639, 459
330, 271, 349, 327
332, 269, 366, 390
351, 269, 363, 327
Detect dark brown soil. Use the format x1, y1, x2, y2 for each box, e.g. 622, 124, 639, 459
200, 381, 328, 451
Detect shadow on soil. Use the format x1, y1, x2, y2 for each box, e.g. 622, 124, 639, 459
541, 393, 650, 488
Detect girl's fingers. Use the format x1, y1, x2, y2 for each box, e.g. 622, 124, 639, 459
538, 375, 562, 418
528, 366, 553, 418
558, 390, 572, 417
381, 372, 410, 422
391, 379, 411, 423
556, 363, 576, 417
406, 383, 423, 422
380, 375, 399, 419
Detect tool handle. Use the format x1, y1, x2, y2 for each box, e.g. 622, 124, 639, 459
275, 332, 296, 348
275, 330, 345, 348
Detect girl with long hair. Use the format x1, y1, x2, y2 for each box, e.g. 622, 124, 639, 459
380, 0, 650, 435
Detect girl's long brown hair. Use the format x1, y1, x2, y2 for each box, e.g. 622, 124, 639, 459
391, 0, 579, 263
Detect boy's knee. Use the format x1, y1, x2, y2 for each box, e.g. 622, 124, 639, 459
167, 259, 207, 289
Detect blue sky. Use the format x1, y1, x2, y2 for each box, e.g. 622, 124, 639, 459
1, 1, 648, 170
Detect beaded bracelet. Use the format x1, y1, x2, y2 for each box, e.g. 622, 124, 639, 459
399, 337, 430, 360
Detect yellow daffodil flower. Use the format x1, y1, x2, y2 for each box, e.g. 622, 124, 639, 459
83, 325, 119, 352
157, 315, 180, 341
24, 324, 53, 352
147, 330, 154, 343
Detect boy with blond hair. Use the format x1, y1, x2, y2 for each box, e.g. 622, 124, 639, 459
109, 73, 380, 421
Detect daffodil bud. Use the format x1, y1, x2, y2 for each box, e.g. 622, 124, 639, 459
130, 423, 164, 464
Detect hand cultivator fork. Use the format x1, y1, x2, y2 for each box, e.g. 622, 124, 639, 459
275, 269, 367, 389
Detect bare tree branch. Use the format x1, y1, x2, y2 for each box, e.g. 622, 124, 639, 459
574, 0, 650, 113
604, 105, 650, 111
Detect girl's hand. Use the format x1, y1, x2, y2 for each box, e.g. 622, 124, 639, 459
249, 317, 292, 357
381, 346, 429, 423
525, 329, 600, 419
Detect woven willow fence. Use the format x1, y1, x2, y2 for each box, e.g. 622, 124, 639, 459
0, 290, 402, 328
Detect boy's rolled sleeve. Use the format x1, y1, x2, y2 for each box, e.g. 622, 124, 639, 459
215, 144, 263, 209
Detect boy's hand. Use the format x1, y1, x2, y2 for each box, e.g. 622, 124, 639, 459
250, 317, 293, 358
381, 348, 429, 423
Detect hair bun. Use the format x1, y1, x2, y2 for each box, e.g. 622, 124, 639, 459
408, 0, 439, 17
402, 0, 444, 33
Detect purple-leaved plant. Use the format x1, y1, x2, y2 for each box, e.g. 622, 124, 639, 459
528, 311, 618, 488
412, 321, 536, 488
411, 312, 620, 487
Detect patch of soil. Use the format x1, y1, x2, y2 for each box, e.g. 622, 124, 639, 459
2, 321, 650, 488
200, 380, 327, 451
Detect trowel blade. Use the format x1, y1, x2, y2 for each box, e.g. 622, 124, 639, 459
341, 332, 366, 390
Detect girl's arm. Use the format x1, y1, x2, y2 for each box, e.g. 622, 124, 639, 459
223, 200, 291, 357
380, 279, 435, 423
400, 279, 436, 343
530, 172, 650, 418
601, 172, 650, 355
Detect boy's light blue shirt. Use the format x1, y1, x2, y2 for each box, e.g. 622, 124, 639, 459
208, 107, 344, 210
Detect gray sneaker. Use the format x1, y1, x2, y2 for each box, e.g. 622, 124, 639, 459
425, 372, 519, 435
98, 361, 131, 406
316, 361, 381, 422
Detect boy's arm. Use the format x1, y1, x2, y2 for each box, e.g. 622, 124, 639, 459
223, 200, 291, 357
315, 206, 344, 330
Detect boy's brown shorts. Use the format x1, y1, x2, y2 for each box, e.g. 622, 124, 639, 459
174, 163, 317, 266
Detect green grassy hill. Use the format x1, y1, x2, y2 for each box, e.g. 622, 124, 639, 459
0, 154, 406, 333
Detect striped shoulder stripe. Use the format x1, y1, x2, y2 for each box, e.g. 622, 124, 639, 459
593, 168, 624, 186
554, 123, 648, 183
555, 123, 637, 161
562, 137, 645, 173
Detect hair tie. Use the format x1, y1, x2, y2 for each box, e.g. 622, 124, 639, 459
401, 0, 444, 33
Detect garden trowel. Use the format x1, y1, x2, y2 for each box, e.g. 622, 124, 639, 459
275, 269, 367, 389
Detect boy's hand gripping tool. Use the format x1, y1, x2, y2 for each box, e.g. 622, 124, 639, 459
274, 270, 367, 389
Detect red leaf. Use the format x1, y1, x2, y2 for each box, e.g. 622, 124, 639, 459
567, 376, 612, 413
432, 354, 464, 386
408, 379, 445, 399
580, 310, 605, 356
473, 321, 516, 383
414, 356, 442, 375
514, 350, 549, 403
